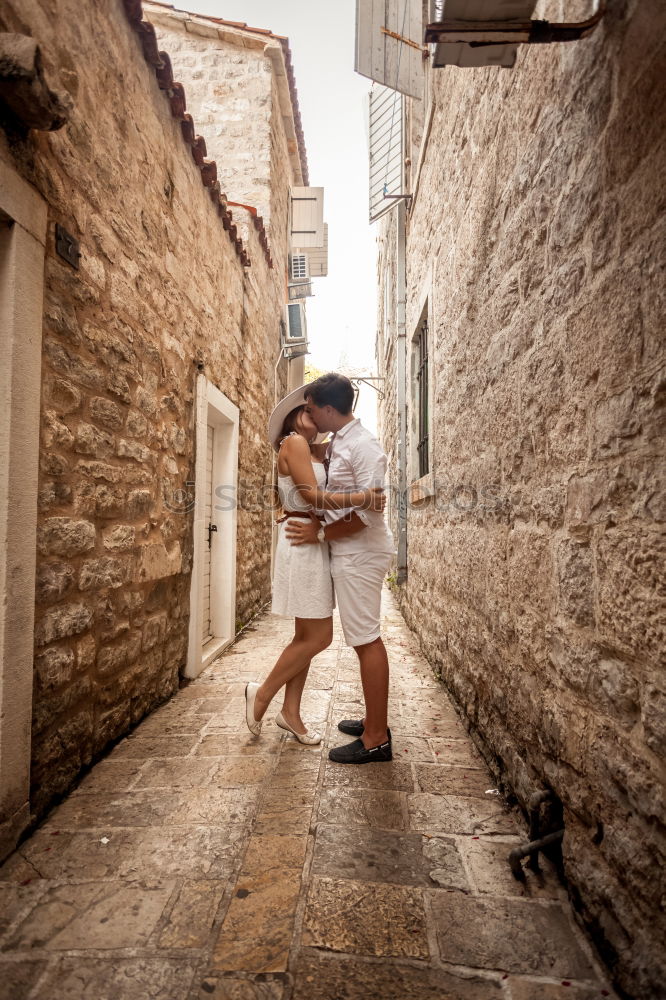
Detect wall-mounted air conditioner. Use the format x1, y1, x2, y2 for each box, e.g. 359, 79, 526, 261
284, 301, 308, 345
288, 282, 313, 301
289, 253, 309, 282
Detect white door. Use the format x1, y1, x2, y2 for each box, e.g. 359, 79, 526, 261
202, 424, 214, 647
186, 376, 239, 678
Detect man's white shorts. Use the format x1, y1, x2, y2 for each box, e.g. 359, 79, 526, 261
330, 551, 393, 648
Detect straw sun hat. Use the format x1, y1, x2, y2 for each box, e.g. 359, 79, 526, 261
268, 384, 328, 452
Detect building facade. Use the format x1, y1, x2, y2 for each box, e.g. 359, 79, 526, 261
0, 0, 312, 857
374, 2, 665, 996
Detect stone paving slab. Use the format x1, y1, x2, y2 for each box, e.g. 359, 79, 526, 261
212, 868, 302, 972
291, 953, 503, 1000
302, 876, 430, 959
190, 975, 286, 1000
28, 957, 199, 998
0, 960, 48, 1000
0, 590, 617, 999
429, 893, 597, 979
312, 823, 469, 890
317, 787, 409, 831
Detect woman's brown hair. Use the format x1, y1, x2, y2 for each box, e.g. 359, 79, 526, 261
278, 404, 305, 446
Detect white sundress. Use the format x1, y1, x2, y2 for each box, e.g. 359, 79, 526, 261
271, 462, 335, 619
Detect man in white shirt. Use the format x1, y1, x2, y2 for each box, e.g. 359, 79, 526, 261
284, 373, 395, 764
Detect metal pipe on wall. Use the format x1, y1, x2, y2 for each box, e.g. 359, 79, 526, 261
396, 198, 408, 584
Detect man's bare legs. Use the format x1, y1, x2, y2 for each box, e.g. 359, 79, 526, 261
355, 636, 389, 749
253, 617, 333, 733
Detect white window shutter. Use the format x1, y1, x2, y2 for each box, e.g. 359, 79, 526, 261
355, 0, 424, 99
307, 224, 328, 277
368, 84, 404, 223
290, 187, 324, 248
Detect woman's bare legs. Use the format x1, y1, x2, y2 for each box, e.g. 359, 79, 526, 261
281, 667, 310, 732
253, 616, 333, 732
280, 617, 329, 730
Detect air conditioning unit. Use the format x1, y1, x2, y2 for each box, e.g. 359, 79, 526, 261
284, 301, 308, 344
288, 282, 313, 301
289, 253, 309, 281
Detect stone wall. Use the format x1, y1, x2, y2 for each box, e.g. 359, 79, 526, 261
377, 2, 666, 996
147, 11, 275, 223
0, 0, 296, 820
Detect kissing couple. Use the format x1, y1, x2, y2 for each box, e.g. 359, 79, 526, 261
244, 372, 395, 764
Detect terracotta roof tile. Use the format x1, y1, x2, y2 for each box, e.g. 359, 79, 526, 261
191, 134, 206, 166
201, 160, 217, 187
155, 50, 173, 89
137, 20, 162, 66
169, 80, 186, 117
180, 113, 194, 144
125, 0, 143, 21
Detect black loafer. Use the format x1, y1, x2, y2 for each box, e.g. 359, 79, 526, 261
329, 737, 392, 764
338, 719, 364, 737
338, 720, 392, 740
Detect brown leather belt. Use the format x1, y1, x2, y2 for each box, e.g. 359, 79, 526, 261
276, 510, 325, 524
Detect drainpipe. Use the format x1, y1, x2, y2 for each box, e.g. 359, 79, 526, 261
396, 199, 408, 584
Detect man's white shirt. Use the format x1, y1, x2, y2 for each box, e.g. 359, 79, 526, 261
324, 418, 395, 555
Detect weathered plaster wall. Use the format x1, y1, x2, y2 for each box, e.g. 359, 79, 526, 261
378, 2, 666, 996
0, 0, 287, 820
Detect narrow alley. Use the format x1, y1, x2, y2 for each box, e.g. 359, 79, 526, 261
0, 1, 663, 996
0, 591, 616, 1000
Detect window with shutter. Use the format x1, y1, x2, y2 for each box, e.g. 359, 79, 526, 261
413, 315, 430, 479
355, 0, 424, 99
290, 187, 324, 248
368, 83, 405, 223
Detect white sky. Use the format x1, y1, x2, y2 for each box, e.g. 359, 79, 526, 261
175, 0, 380, 431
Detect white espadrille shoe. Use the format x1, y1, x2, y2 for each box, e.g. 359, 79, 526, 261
244, 682, 262, 737
275, 711, 322, 745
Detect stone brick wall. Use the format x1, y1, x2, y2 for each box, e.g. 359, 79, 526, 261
147, 12, 275, 223
377, 2, 665, 995
0, 0, 297, 820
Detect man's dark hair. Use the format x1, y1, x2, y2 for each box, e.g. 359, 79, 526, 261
305, 373, 354, 414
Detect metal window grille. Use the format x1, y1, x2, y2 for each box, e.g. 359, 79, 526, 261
416, 321, 429, 478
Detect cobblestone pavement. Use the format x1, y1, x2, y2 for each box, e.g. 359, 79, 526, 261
0, 590, 617, 1000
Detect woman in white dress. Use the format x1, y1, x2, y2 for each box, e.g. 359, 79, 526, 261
244, 386, 385, 744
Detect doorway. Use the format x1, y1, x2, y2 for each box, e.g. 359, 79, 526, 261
0, 161, 47, 859
186, 375, 239, 678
